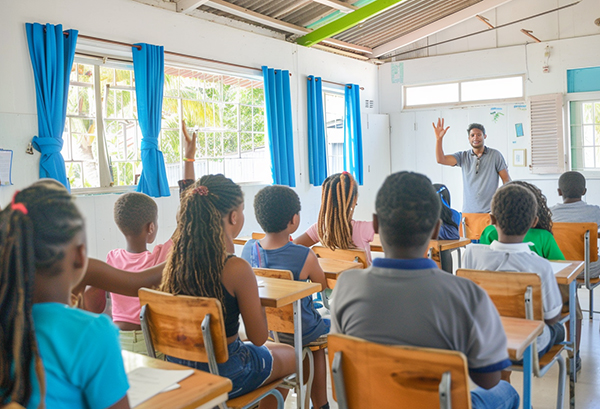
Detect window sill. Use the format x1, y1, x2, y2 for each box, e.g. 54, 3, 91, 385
71, 180, 273, 196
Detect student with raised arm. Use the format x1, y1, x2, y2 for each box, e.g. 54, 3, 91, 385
433, 118, 511, 213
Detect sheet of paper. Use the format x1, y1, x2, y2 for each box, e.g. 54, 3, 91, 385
549, 262, 568, 275
0, 150, 13, 186
127, 367, 193, 407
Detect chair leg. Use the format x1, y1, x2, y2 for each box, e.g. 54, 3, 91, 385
302, 348, 315, 409
590, 288, 594, 320
556, 355, 566, 409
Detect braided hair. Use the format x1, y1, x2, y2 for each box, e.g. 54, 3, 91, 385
509, 181, 553, 233
491, 184, 537, 236
317, 172, 358, 250
0, 180, 85, 407
433, 184, 458, 229
160, 175, 243, 311
376, 172, 441, 247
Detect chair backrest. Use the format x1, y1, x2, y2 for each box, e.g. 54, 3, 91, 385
327, 334, 471, 409
252, 232, 266, 240
312, 245, 368, 268
459, 213, 491, 240
253, 268, 295, 334
552, 222, 598, 262
138, 288, 229, 363
456, 269, 544, 320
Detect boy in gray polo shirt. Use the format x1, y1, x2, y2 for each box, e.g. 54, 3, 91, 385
331, 172, 519, 409
551, 171, 600, 279
463, 184, 565, 358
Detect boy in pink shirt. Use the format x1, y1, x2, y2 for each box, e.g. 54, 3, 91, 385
108, 192, 172, 355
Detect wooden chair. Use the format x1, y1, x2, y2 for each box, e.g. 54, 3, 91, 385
253, 268, 327, 409
459, 213, 491, 241
552, 222, 600, 319
138, 288, 286, 409
327, 333, 471, 409
311, 245, 368, 268
456, 269, 566, 409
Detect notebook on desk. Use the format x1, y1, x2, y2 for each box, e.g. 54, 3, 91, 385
127, 367, 194, 407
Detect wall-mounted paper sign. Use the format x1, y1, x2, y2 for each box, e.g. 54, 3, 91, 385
515, 123, 524, 137
0, 149, 13, 186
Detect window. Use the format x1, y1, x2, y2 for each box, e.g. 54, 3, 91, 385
570, 99, 600, 171
62, 58, 269, 190
404, 75, 524, 108
162, 67, 269, 185
324, 92, 344, 174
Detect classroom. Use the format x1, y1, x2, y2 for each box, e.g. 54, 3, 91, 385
1, 0, 600, 408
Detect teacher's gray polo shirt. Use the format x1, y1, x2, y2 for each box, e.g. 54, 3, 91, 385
453, 147, 507, 213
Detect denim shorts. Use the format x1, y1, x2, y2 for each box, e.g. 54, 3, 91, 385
166, 338, 273, 398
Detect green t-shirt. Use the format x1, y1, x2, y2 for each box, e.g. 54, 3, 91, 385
479, 225, 565, 260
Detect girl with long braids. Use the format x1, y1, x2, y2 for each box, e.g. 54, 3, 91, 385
479, 180, 565, 260
160, 175, 295, 407
0, 180, 129, 409
294, 172, 375, 264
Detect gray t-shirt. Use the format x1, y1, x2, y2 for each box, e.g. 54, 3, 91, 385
331, 258, 510, 371
453, 147, 508, 213
462, 242, 563, 350
550, 201, 600, 279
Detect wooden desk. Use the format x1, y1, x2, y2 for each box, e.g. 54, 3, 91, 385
122, 350, 231, 409
501, 317, 544, 360
553, 260, 583, 409
501, 317, 544, 409
233, 236, 251, 246
318, 257, 362, 288
257, 277, 321, 409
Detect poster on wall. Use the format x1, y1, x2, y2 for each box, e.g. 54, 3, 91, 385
0, 149, 13, 186
391, 62, 404, 84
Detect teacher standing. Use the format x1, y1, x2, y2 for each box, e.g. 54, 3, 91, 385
433, 118, 511, 213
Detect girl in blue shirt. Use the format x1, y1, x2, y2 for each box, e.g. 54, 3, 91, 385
0, 180, 129, 409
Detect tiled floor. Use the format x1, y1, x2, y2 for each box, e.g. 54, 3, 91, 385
285, 287, 600, 409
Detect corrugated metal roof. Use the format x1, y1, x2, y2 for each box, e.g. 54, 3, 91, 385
333, 0, 482, 48
189, 0, 487, 59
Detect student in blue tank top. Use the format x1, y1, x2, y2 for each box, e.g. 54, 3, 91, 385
241, 185, 330, 409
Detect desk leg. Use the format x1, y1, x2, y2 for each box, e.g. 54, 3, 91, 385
569, 280, 576, 409
457, 248, 462, 270
293, 300, 305, 409
523, 345, 532, 409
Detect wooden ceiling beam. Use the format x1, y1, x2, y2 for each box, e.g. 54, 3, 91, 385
174, 0, 210, 13
311, 0, 357, 14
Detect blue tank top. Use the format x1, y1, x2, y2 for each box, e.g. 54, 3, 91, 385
241, 240, 326, 343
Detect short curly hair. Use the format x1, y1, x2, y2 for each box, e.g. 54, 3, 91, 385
254, 185, 301, 233
376, 172, 441, 247
491, 184, 537, 236
113, 192, 158, 236
508, 181, 553, 233
467, 123, 486, 135
559, 171, 586, 199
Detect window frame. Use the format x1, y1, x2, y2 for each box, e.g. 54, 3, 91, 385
66, 54, 270, 195
402, 74, 526, 110
565, 90, 600, 177
322, 89, 346, 175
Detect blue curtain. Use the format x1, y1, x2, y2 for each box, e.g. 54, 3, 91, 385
306, 76, 327, 186
26, 23, 78, 191
262, 66, 295, 187
344, 84, 364, 185
132, 43, 170, 197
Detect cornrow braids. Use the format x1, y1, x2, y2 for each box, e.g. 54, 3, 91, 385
509, 180, 553, 233
317, 172, 358, 250
160, 175, 243, 313
491, 184, 537, 236
1, 179, 84, 407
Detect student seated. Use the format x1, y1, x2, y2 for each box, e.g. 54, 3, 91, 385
331, 172, 519, 409
294, 172, 375, 264
463, 184, 565, 360
551, 170, 600, 279
479, 181, 564, 260
107, 192, 172, 355
160, 175, 295, 408
241, 185, 330, 409
433, 183, 461, 273
0, 180, 129, 409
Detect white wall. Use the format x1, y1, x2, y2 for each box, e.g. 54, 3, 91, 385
379, 31, 600, 212
0, 0, 381, 259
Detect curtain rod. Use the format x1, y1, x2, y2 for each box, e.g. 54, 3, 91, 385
308, 76, 364, 90
63, 32, 292, 76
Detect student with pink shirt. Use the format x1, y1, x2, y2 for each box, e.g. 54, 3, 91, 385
294, 172, 375, 264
